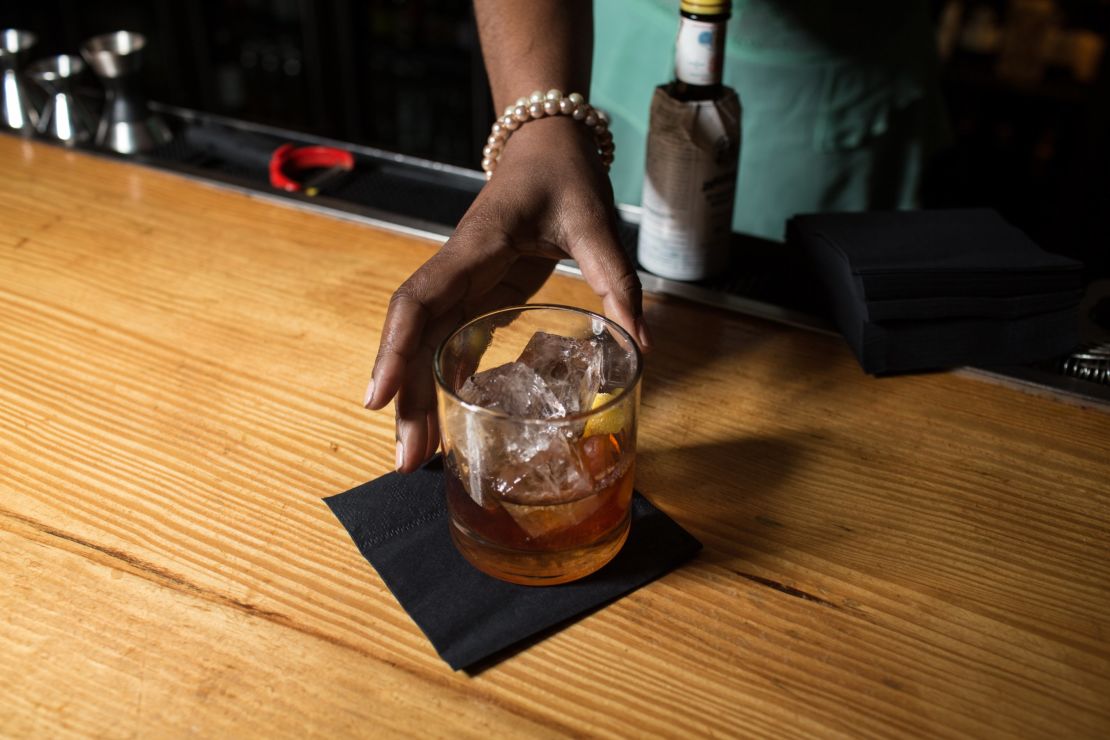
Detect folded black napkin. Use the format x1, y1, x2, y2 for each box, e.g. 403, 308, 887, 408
325, 456, 702, 671
788, 209, 1084, 374
841, 306, 1078, 375
855, 288, 1085, 323
788, 209, 1084, 305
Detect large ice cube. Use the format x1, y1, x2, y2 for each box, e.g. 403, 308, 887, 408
444, 332, 608, 516
494, 435, 593, 504
496, 437, 601, 539
457, 361, 565, 419
440, 408, 499, 507
592, 328, 636, 391
500, 497, 603, 540
446, 361, 566, 507
516, 332, 603, 414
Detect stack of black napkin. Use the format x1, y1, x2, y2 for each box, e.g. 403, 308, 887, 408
787, 209, 1085, 374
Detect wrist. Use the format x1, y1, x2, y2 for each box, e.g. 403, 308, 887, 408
503, 115, 588, 154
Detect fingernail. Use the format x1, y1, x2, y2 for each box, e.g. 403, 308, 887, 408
635, 317, 652, 351
362, 377, 376, 408
395, 440, 405, 470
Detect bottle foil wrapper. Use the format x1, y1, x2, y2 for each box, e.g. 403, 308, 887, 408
638, 85, 741, 281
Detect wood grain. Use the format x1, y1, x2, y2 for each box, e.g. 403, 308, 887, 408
1, 135, 1108, 738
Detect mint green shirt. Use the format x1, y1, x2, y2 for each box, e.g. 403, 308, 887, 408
591, 0, 949, 240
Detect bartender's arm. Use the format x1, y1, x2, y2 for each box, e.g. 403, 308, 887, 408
365, 0, 648, 472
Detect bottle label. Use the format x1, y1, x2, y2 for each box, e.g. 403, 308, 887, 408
638, 87, 740, 281
674, 17, 725, 86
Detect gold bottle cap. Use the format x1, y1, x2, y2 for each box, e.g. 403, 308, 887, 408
680, 0, 731, 15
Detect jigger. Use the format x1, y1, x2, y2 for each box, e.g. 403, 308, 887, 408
26, 55, 96, 145
0, 29, 39, 133
80, 30, 171, 153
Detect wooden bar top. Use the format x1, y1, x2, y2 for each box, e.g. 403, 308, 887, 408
2, 135, 1108, 737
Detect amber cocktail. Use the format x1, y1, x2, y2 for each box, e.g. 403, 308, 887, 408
434, 305, 642, 585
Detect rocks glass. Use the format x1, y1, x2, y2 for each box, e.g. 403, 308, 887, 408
434, 305, 642, 585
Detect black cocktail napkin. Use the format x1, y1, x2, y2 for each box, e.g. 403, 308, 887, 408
842, 306, 1078, 375
325, 456, 702, 672
788, 209, 1084, 374
787, 209, 1084, 303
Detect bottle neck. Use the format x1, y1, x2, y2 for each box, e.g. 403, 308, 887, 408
673, 11, 729, 101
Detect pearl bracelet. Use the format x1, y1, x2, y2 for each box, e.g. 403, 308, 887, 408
481, 89, 615, 180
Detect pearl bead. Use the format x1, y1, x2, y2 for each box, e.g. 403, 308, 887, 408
484, 92, 614, 180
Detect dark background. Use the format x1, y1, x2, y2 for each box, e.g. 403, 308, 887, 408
6, 0, 1110, 278
7, 0, 494, 166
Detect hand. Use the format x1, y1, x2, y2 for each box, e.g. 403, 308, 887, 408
364, 115, 650, 472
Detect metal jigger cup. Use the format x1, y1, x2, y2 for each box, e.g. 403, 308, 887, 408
26, 55, 96, 145
0, 29, 40, 133
80, 30, 172, 153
